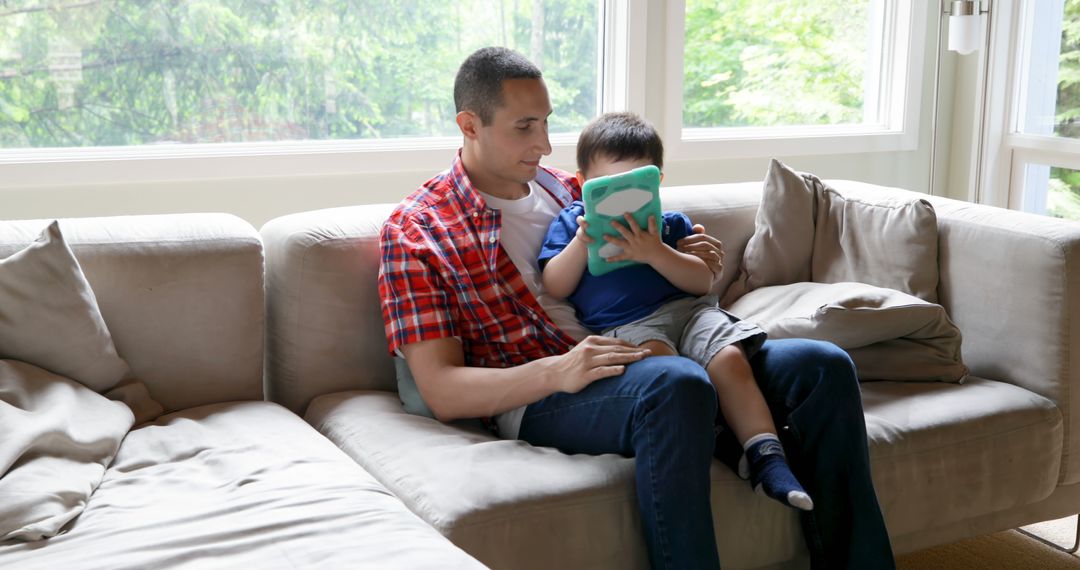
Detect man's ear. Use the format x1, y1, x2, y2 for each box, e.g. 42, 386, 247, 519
456, 111, 481, 140
575, 170, 585, 188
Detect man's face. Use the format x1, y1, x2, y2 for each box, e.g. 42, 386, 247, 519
472, 78, 553, 185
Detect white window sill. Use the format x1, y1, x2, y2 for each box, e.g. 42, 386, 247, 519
0, 133, 581, 188
668, 125, 917, 161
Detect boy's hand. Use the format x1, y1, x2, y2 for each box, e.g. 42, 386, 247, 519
573, 215, 594, 246
604, 213, 667, 264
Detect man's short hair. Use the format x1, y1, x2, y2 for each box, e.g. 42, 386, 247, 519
454, 47, 543, 125
576, 112, 664, 177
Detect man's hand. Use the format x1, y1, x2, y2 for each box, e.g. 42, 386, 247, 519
604, 214, 667, 264
552, 336, 651, 393
677, 223, 725, 278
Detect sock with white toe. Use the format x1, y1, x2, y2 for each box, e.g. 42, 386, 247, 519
744, 433, 813, 511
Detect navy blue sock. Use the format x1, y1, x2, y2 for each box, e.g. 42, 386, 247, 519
745, 433, 813, 511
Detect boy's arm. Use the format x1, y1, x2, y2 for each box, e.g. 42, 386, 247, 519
541, 215, 594, 299
540, 206, 592, 300
606, 214, 713, 296
541, 237, 588, 299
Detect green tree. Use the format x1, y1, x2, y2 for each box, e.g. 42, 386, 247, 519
1048, 0, 1080, 219
683, 0, 868, 128
0, 0, 597, 148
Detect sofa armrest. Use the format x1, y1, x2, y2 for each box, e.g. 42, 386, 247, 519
928, 196, 1080, 483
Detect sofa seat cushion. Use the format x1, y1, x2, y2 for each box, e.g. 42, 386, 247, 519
308, 381, 1063, 567
306, 391, 809, 570
862, 377, 1062, 537
0, 401, 483, 570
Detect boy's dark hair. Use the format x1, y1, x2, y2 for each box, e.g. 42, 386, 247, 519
576, 112, 664, 177
454, 47, 542, 125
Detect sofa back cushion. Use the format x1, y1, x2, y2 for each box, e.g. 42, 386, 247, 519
261, 204, 398, 415
0, 214, 265, 412
260, 187, 761, 415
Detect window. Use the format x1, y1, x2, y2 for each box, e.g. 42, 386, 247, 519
978, 0, 1080, 220
666, 0, 921, 159
0, 0, 599, 149
683, 0, 873, 129
1006, 0, 1080, 220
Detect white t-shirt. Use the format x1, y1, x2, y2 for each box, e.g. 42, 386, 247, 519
480, 181, 591, 438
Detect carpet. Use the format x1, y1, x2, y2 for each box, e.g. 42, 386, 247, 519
896, 515, 1080, 569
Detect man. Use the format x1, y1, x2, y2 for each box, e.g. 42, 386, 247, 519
378, 46, 894, 569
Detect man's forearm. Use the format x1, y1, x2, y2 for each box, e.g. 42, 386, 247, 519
402, 338, 562, 421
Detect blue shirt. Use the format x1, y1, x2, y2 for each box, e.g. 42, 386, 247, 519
538, 201, 694, 332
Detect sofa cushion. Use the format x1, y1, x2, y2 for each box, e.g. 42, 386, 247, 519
0, 401, 483, 570
728, 282, 967, 382
722, 159, 939, 305
0, 221, 129, 392
307, 384, 1061, 567
862, 378, 1062, 536
306, 390, 808, 570
0, 214, 265, 412
0, 360, 134, 542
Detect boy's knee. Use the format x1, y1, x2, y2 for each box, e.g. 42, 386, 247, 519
707, 345, 747, 376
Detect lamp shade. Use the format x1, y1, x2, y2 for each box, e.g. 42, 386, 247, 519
948, 12, 981, 55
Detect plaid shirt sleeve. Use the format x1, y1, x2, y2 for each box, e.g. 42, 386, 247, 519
378, 213, 458, 355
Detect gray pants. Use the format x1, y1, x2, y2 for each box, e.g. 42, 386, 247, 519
602, 294, 766, 368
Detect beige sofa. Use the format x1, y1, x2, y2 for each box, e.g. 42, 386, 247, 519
0, 214, 483, 570
261, 180, 1080, 569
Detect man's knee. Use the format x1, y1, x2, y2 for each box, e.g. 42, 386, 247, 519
764, 339, 861, 405
633, 356, 717, 416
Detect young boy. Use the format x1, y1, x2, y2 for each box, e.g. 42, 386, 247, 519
539, 112, 813, 511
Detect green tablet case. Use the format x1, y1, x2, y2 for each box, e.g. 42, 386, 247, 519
581, 165, 662, 276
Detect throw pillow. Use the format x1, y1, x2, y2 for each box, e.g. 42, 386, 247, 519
0, 220, 129, 391
0, 220, 163, 421
0, 359, 134, 541
722, 159, 939, 305
728, 282, 967, 383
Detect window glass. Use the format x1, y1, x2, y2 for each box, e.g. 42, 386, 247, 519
683, 0, 874, 129
1015, 0, 1080, 138
0, 1, 598, 148
1020, 162, 1080, 220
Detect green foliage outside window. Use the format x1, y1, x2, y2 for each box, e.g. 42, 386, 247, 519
683, 0, 869, 128
0, 0, 597, 147
1049, 0, 1080, 220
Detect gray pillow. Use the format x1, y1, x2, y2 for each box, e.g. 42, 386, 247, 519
728, 282, 967, 383
722, 159, 939, 305
0, 221, 129, 391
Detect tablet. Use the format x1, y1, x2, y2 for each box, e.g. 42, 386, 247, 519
581, 165, 663, 276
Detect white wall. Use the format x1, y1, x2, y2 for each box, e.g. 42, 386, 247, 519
1, 2, 969, 229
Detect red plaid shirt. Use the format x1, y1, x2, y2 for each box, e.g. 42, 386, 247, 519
379, 151, 581, 368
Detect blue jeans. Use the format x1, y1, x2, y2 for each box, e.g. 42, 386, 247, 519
518, 339, 894, 570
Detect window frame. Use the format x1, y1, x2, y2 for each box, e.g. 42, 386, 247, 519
662, 0, 926, 161
979, 0, 1080, 213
